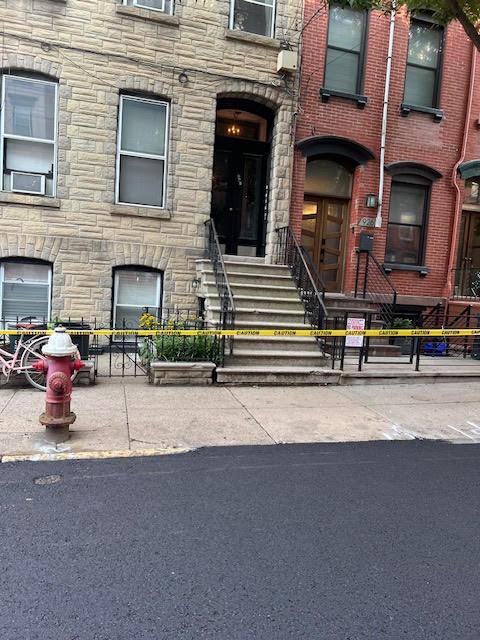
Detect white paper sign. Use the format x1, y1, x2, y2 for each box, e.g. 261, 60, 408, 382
345, 317, 365, 348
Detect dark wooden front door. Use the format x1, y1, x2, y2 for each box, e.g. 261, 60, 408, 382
301, 196, 349, 292
211, 137, 268, 256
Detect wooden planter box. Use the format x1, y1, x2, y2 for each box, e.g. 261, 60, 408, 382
150, 361, 215, 385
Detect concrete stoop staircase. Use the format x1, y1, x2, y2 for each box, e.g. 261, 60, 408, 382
196, 255, 398, 384
196, 256, 331, 384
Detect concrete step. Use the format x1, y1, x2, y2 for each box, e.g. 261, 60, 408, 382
208, 306, 306, 325
234, 319, 315, 330
202, 281, 299, 299
208, 295, 304, 312
324, 295, 378, 311
227, 349, 327, 367
325, 344, 403, 358
206, 270, 294, 288
325, 306, 381, 317
216, 366, 340, 385
223, 260, 291, 276
233, 335, 320, 352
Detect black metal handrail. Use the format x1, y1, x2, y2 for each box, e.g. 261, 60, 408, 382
205, 219, 235, 365
275, 226, 327, 329
452, 266, 480, 299
354, 250, 397, 326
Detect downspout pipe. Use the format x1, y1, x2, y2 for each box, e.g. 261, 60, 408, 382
443, 42, 477, 300
375, 7, 396, 228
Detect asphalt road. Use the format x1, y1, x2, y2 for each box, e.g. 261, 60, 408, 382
1, 441, 479, 639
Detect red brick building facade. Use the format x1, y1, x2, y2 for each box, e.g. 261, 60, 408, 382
290, 2, 480, 312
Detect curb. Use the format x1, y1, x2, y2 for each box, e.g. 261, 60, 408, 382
0, 447, 192, 463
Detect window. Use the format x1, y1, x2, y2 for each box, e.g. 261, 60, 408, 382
122, 0, 173, 14
116, 95, 169, 208
404, 17, 443, 108
230, 0, 276, 38
0, 75, 57, 196
385, 182, 429, 266
465, 178, 480, 206
0, 261, 52, 322
323, 4, 367, 95
113, 268, 162, 329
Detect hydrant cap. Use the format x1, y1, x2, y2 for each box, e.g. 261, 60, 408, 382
42, 326, 78, 357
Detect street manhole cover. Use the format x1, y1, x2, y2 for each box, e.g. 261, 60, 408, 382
34, 475, 61, 486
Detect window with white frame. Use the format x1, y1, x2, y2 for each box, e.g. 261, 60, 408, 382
230, 0, 276, 38
116, 95, 169, 208
113, 268, 162, 329
0, 261, 52, 322
123, 0, 173, 14
0, 75, 58, 196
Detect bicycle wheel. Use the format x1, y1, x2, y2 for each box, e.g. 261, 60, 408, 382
21, 336, 49, 391
22, 336, 81, 391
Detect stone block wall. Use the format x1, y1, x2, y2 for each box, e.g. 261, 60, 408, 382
0, 0, 302, 324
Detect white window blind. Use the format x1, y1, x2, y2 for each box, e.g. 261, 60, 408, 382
113, 269, 162, 328
0, 262, 51, 322
116, 96, 169, 208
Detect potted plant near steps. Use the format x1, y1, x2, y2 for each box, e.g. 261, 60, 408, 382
139, 312, 218, 385
392, 317, 414, 355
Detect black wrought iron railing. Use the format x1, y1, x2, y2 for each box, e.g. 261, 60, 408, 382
354, 250, 397, 326
453, 266, 480, 299
275, 226, 327, 330
205, 219, 235, 366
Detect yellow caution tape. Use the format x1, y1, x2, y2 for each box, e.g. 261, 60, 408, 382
0, 328, 479, 337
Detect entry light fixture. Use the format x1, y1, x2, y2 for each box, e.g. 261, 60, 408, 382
191, 277, 201, 290
365, 194, 378, 208
227, 111, 242, 136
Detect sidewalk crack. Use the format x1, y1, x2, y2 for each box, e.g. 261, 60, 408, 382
0, 389, 17, 416
226, 388, 277, 445
123, 385, 131, 450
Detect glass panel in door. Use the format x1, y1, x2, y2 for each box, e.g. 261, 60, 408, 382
237, 154, 262, 252
301, 200, 319, 260
211, 150, 232, 251
319, 200, 347, 291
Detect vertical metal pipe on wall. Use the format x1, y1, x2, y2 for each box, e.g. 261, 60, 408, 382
375, 8, 396, 228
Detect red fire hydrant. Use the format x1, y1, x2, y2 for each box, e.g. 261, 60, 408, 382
32, 326, 85, 433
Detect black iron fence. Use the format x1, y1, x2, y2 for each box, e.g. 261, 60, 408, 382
453, 267, 480, 299
0, 309, 220, 381
354, 250, 398, 326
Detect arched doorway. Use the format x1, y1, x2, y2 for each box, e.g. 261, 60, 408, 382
211, 98, 273, 256
301, 157, 353, 292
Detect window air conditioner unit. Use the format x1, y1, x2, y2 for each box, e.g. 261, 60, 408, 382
11, 172, 46, 195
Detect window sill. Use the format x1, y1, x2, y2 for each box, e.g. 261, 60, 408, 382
400, 103, 444, 122
115, 5, 179, 26
320, 88, 368, 110
0, 192, 61, 209
226, 29, 280, 49
384, 263, 429, 277
110, 203, 171, 219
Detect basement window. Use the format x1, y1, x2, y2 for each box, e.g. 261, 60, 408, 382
113, 267, 162, 329
0, 260, 52, 323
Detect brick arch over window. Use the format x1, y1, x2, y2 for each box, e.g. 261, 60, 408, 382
116, 76, 172, 101
0, 57, 62, 80
0, 234, 61, 264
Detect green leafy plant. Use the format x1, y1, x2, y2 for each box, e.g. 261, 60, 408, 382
47, 316, 64, 330
138, 313, 219, 364
392, 317, 414, 329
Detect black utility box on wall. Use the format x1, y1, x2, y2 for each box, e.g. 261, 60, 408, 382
359, 232, 374, 252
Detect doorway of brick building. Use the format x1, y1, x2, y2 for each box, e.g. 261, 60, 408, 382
456, 211, 480, 297
211, 98, 273, 257
301, 157, 352, 292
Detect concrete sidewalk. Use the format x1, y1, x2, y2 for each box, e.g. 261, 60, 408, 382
1, 379, 480, 457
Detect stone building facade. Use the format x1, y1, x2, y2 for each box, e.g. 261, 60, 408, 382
0, 0, 302, 325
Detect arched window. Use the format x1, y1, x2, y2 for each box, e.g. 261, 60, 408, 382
112, 266, 162, 329
0, 73, 58, 197
304, 158, 352, 198
385, 162, 442, 269
0, 258, 52, 323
